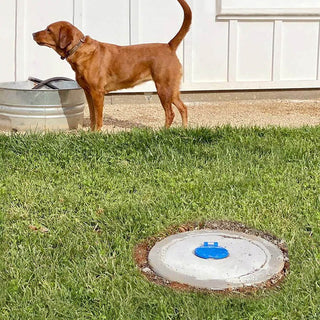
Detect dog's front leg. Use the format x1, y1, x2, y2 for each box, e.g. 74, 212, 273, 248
90, 90, 105, 131
84, 90, 96, 131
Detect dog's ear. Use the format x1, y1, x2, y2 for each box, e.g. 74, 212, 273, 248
59, 26, 73, 49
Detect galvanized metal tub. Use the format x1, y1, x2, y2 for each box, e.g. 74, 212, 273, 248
0, 80, 85, 131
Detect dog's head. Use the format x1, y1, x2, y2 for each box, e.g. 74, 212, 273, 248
33, 21, 84, 58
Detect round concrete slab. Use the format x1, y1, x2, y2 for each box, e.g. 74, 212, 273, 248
148, 229, 285, 290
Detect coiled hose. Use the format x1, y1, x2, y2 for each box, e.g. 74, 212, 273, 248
29, 76, 74, 90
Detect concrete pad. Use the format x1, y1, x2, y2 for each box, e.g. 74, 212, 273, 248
148, 230, 285, 290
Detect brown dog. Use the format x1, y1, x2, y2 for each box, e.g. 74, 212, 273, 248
33, 0, 192, 131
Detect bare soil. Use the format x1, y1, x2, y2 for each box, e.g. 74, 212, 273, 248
84, 99, 320, 132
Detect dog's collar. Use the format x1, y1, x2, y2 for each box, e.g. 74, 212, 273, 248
61, 36, 86, 60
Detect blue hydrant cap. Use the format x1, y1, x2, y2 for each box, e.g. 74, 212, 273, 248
195, 242, 229, 260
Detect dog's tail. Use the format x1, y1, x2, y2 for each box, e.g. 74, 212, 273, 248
168, 0, 192, 52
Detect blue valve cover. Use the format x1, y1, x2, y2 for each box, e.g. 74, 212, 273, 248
195, 242, 229, 260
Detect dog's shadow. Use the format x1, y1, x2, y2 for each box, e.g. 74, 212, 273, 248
83, 116, 148, 129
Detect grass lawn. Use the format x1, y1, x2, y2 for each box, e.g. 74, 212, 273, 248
0, 127, 319, 320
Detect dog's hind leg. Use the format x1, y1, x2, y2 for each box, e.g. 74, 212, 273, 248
173, 94, 188, 128
155, 84, 175, 128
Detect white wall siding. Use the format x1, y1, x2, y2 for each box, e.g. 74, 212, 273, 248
1, 0, 320, 91
281, 21, 319, 81
0, 0, 16, 82
24, 0, 74, 81
192, 0, 229, 83
83, 0, 130, 45
237, 22, 274, 82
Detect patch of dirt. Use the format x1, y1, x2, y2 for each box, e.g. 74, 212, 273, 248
133, 220, 290, 295
84, 99, 320, 132
1, 98, 319, 134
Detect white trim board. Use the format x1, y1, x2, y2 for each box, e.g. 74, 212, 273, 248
217, 0, 320, 20
116, 80, 320, 93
